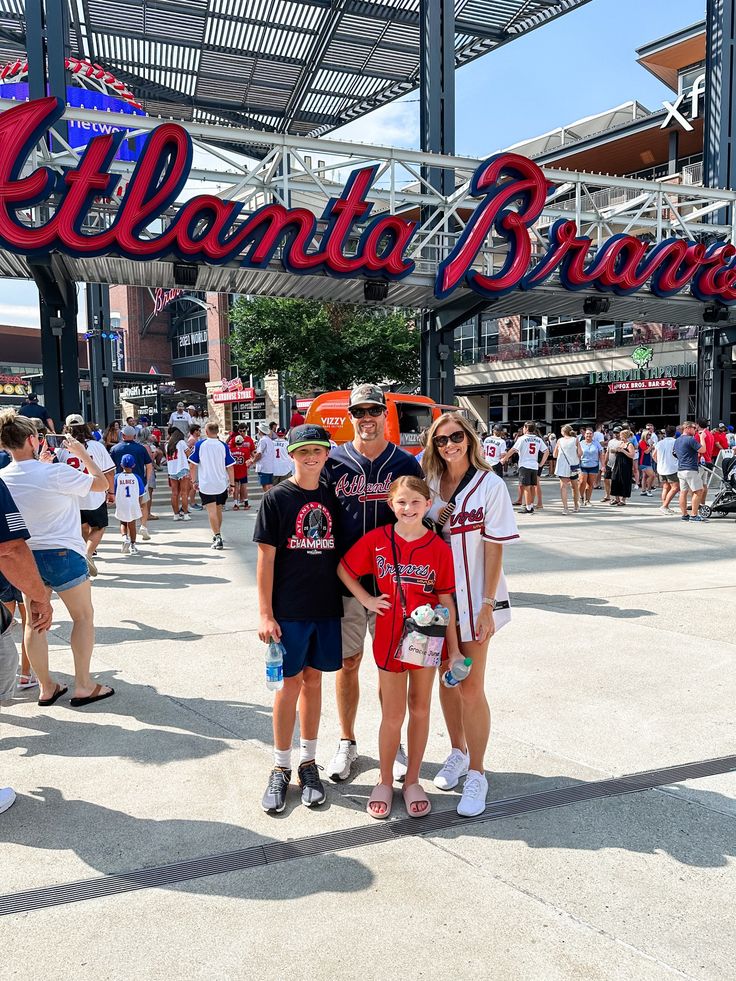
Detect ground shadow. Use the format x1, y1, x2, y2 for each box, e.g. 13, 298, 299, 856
1, 788, 373, 902
91, 572, 231, 590
2, 671, 275, 752
48, 619, 203, 646
511, 592, 656, 619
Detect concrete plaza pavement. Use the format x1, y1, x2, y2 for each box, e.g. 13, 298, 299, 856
1, 477, 735, 980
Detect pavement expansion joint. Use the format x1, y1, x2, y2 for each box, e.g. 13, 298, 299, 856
1, 753, 734, 918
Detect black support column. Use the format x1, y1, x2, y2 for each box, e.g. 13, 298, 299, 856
419, 0, 456, 404
700, 0, 736, 423
86, 284, 116, 427
25, 0, 77, 421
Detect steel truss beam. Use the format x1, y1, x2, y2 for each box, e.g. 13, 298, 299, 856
2, 99, 736, 328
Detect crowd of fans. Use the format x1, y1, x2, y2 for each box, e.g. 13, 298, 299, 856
0, 385, 730, 820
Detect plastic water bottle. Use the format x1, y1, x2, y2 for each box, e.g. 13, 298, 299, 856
265, 640, 285, 691
441, 657, 472, 688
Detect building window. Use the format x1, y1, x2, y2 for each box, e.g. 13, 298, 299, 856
454, 319, 478, 364
488, 393, 503, 424
172, 311, 208, 361
480, 315, 498, 356
520, 316, 543, 351
552, 388, 596, 423
508, 390, 547, 424
628, 391, 680, 420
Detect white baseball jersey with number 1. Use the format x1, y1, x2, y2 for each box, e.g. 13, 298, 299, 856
426, 470, 519, 642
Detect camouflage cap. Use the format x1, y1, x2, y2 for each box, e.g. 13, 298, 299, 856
348, 384, 386, 408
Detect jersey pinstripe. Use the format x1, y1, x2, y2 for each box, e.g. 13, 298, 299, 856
426, 470, 519, 642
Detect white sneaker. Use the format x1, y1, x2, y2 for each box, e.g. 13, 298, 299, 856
326, 739, 358, 781
121, 537, 131, 555
0, 787, 16, 815
433, 748, 470, 790
182, 513, 192, 521
173, 513, 184, 521
129, 543, 140, 556
392, 743, 408, 782
140, 526, 151, 541
457, 770, 488, 817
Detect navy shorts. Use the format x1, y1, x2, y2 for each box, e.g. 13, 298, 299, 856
258, 472, 274, 487
278, 618, 342, 677
0, 571, 22, 605
581, 465, 599, 474
32, 548, 88, 593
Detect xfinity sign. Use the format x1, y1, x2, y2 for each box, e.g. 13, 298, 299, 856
661, 73, 706, 132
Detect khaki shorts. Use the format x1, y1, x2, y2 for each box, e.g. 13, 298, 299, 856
678, 470, 703, 492
341, 595, 376, 660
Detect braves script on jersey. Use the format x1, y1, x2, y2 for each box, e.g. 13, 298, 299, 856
324, 442, 422, 554
426, 470, 519, 643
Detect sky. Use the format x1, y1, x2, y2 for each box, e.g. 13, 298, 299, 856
0, 0, 704, 330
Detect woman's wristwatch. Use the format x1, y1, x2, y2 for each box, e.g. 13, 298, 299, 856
482, 597, 497, 609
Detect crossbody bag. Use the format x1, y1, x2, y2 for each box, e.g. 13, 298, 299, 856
391, 527, 447, 668
559, 441, 580, 479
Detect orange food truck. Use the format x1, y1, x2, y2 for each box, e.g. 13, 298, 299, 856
305, 392, 466, 455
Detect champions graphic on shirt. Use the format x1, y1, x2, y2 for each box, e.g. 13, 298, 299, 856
286, 502, 336, 552
333, 473, 394, 503
374, 554, 436, 593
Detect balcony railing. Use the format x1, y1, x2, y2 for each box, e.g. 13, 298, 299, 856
456, 325, 698, 366
682, 161, 703, 186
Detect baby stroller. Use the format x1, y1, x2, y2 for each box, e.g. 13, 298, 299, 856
699, 450, 736, 518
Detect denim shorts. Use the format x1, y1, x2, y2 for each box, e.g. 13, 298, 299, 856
258, 472, 274, 487
32, 548, 89, 593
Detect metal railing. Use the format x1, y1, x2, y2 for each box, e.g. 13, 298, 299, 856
456, 325, 699, 366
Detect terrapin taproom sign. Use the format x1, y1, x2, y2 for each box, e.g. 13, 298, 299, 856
6, 97, 736, 305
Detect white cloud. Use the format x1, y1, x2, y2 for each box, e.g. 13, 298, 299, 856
332, 98, 419, 151
0, 302, 39, 328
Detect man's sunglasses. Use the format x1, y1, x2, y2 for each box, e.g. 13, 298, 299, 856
350, 406, 385, 418
433, 430, 466, 448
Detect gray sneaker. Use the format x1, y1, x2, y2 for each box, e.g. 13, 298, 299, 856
262, 768, 291, 814
298, 761, 326, 807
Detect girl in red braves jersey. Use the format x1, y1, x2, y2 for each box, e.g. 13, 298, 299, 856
339, 476, 459, 821
423, 413, 519, 820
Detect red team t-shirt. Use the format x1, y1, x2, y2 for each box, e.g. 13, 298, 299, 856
231, 448, 248, 480
340, 525, 455, 673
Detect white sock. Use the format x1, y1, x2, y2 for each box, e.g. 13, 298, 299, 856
299, 738, 317, 764
274, 747, 292, 769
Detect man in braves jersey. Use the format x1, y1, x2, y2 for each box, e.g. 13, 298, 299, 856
482, 426, 506, 478
323, 383, 422, 783
501, 421, 548, 514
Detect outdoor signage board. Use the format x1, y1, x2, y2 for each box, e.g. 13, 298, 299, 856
589, 362, 696, 386
212, 387, 256, 404
608, 379, 678, 393
0, 373, 26, 395
0, 85, 145, 160
153, 287, 185, 315
120, 383, 159, 398
4, 97, 736, 307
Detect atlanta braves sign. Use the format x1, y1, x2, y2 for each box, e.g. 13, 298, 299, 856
2, 97, 736, 306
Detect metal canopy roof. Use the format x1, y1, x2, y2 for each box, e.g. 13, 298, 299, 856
0, 0, 592, 135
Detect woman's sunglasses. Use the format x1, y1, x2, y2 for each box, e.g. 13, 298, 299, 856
433, 430, 466, 448
350, 406, 385, 418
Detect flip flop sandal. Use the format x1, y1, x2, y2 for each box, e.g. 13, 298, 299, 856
38, 684, 68, 707
366, 783, 393, 820
70, 684, 115, 708
403, 782, 431, 819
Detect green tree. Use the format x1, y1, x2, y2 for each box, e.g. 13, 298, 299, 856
229, 296, 419, 393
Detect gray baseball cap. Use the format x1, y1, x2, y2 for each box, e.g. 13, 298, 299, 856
348, 384, 385, 408
122, 425, 137, 438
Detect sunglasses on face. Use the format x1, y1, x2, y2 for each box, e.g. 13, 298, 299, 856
350, 406, 385, 418
433, 430, 466, 448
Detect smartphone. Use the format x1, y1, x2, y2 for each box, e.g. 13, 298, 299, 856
44, 434, 63, 449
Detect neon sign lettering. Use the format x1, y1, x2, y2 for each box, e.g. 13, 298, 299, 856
1, 97, 736, 307
153, 287, 185, 315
